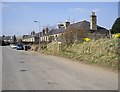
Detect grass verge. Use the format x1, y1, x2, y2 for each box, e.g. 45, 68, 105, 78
31, 38, 119, 70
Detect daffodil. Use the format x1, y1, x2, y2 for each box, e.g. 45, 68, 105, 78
114, 33, 120, 38
83, 38, 90, 42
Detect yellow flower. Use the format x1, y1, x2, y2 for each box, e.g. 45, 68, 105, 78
114, 33, 120, 38
83, 38, 90, 42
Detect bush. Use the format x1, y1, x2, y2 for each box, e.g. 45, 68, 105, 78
59, 26, 88, 45
31, 44, 39, 51
113, 33, 120, 38
40, 41, 47, 50
111, 17, 120, 34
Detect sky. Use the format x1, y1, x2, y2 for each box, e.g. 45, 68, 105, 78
1, 2, 119, 36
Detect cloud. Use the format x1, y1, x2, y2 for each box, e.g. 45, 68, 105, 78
69, 7, 100, 13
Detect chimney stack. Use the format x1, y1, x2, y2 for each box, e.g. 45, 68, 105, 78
42, 28, 45, 36
58, 22, 64, 29
90, 12, 97, 30
45, 27, 49, 34
64, 20, 70, 29
31, 31, 35, 36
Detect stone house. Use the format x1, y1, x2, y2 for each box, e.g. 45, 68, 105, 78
2, 36, 16, 44
40, 12, 109, 42
22, 31, 42, 43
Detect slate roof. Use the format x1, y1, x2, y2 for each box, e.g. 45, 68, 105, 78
23, 35, 32, 39
70, 20, 108, 32
48, 28, 66, 35
69, 20, 90, 31
3, 36, 14, 40
23, 32, 41, 39
43, 20, 108, 36
33, 32, 43, 37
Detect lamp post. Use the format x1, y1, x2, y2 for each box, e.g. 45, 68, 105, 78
34, 20, 41, 51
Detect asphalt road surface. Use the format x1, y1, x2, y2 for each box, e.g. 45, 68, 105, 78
2, 46, 118, 90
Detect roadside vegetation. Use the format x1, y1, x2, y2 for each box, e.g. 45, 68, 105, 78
31, 38, 119, 70
31, 17, 120, 70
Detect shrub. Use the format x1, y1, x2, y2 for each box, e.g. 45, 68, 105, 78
113, 33, 120, 38
59, 26, 88, 45
111, 17, 120, 34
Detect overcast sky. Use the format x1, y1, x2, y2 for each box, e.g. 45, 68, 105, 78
1, 2, 119, 36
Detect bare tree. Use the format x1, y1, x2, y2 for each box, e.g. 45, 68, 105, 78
60, 26, 88, 45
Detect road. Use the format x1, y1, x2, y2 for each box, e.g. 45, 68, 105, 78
2, 46, 118, 90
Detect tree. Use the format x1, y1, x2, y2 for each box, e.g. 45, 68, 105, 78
59, 26, 88, 45
111, 17, 120, 34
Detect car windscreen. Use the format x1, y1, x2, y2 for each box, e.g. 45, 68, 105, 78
17, 44, 23, 47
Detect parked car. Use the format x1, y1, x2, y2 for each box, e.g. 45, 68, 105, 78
16, 44, 24, 50
10, 44, 17, 49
